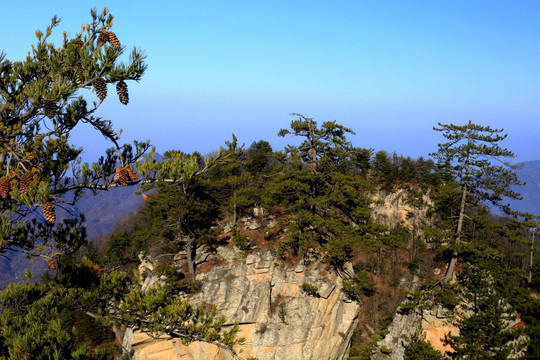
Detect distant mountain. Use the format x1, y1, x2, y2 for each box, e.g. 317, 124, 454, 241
509, 160, 540, 217
76, 187, 145, 239
0, 186, 145, 288
0, 155, 166, 288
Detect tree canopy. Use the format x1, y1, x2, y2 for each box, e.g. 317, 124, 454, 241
0, 8, 149, 260
430, 120, 523, 282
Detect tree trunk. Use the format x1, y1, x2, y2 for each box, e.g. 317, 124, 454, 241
307, 120, 317, 173
443, 181, 467, 283
309, 147, 317, 173
443, 136, 470, 284
528, 226, 536, 284
186, 237, 195, 279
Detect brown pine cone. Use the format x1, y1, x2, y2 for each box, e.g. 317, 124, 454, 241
42, 202, 56, 224
48, 258, 58, 270
43, 100, 58, 119
74, 60, 84, 85
96, 31, 109, 47
107, 32, 121, 49
126, 166, 138, 180
114, 167, 129, 186
0, 176, 10, 199
93, 77, 107, 101
116, 80, 129, 105
72, 38, 84, 47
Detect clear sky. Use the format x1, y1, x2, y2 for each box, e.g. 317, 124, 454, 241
2, 1, 539, 162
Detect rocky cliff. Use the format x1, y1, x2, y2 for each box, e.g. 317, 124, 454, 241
120, 189, 436, 360
370, 270, 456, 360
124, 246, 361, 360
370, 188, 433, 242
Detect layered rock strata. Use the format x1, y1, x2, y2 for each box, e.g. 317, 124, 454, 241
127, 247, 361, 360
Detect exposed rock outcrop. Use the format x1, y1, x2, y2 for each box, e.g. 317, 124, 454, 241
371, 284, 526, 359
371, 189, 433, 241
122, 190, 437, 360
127, 247, 361, 360
371, 304, 455, 360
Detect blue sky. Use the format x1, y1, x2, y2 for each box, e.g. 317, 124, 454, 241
2, 1, 539, 162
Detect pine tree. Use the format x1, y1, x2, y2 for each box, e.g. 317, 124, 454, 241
278, 113, 355, 173
430, 121, 523, 283
0, 8, 149, 257
136, 148, 227, 279
272, 117, 382, 267
0, 9, 247, 359
445, 264, 527, 359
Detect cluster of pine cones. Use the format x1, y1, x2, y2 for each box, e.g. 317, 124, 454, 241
96, 31, 121, 49
66, 30, 129, 104
92, 78, 129, 105
0, 169, 45, 197
0, 170, 56, 223
113, 166, 138, 186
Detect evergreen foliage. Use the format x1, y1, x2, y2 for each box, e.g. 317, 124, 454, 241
430, 120, 523, 282
404, 338, 443, 360
445, 264, 527, 359
2, 12, 539, 357
0, 7, 149, 259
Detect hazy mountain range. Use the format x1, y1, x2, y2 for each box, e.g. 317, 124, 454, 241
509, 160, 540, 217
0, 187, 144, 287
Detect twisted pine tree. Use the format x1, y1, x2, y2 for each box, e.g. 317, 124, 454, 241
430, 120, 523, 283
0, 8, 149, 259
278, 113, 355, 173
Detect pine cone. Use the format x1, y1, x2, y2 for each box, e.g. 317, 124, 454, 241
114, 167, 129, 186
116, 81, 129, 105
72, 38, 84, 47
74, 60, 84, 85
19, 170, 44, 194
19, 171, 36, 194
47, 258, 58, 270
96, 31, 109, 47
42, 202, 56, 224
0, 176, 10, 199
107, 32, 121, 50
126, 166, 138, 181
93, 77, 107, 101
43, 100, 58, 119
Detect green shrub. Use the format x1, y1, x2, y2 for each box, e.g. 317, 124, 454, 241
233, 232, 251, 251
343, 279, 362, 301
404, 339, 443, 360
355, 270, 376, 296
433, 285, 460, 310
408, 257, 422, 274
398, 300, 417, 314
301, 282, 319, 297
343, 270, 377, 301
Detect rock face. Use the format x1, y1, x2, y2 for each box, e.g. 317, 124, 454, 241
371, 304, 456, 360
128, 247, 361, 360
371, 293, 524, 359
370, 189, 433, 241
371, 307, 421, 360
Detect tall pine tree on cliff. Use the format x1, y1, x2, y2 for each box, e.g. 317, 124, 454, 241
430, 120, 523, 283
